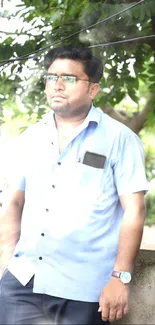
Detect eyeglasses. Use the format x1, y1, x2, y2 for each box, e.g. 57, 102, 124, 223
44, 74, 91, 84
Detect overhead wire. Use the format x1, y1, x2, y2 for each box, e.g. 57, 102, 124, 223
89, 34, 155, 48
0, 0, 145, 66
1, 34, 154, 68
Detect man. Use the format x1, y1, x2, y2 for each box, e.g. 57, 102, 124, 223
0, 45, 148, 325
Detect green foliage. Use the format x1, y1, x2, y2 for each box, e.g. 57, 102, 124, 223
145, 188, 155, 226
0, 1, 154, 229
140, 126, 155, 182
0, 2, 155, 218
0, 0, 155, 124
0, 1, 155, 124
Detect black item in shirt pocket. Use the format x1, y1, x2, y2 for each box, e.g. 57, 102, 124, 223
83, 151, 106, 169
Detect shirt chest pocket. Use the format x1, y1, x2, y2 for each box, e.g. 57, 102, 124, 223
75, 162, 105, 190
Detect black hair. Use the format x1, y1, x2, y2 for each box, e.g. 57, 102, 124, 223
44, 45, 103, 83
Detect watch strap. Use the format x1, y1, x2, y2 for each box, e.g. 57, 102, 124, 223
112, 271, 121, 278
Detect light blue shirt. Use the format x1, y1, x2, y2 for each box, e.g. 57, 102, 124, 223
8, 105, 148, 302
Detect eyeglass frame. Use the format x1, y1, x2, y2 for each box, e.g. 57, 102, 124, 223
44, 73, 95, 84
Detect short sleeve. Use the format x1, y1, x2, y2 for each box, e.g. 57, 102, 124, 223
113, 133, 149, 196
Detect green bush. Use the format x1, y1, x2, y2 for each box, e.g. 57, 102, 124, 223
145, 187, 155, 226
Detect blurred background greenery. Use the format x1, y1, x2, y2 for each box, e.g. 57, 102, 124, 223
0, 0, 155, 224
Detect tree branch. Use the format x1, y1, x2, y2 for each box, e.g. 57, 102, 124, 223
0, 30, 28, 36
127, 94, 153, 133
101, 94, 153, 134
101, 104, 132, 126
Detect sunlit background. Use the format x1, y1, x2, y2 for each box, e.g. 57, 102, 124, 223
0, 0, 155, 233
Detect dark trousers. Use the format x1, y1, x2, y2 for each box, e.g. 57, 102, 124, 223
0, 270, 109, 325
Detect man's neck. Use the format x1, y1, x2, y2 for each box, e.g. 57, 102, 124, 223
54, 114, 88, 130
54, 112, 90, 154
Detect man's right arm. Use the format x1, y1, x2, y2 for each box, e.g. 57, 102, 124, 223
0, 189, 25, 276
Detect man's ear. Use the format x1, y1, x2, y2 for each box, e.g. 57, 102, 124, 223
89, 83, 100, 99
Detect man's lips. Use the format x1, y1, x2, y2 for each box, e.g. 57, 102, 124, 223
51, 94, 66, 99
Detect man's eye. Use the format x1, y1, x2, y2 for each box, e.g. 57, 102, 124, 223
63, 76, 76, 83
47, 76, 57, 81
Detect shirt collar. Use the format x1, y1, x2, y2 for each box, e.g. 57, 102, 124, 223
41, 104, 101, 127
83, 104, 101, 126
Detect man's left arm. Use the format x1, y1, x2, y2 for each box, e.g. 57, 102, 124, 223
99, 191, 146, 322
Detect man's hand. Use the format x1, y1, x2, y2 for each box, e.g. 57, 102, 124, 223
98, 277, 129, 322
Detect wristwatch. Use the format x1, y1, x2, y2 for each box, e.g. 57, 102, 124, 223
112, 271, 132, 284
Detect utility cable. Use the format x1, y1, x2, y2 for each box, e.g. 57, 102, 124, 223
0, 0, 145, 65
89, 34, 155, 48
0, 33, 154, 68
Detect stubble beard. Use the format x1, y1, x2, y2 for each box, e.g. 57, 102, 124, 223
49, 98, 72, 117
48, 98, 91, 119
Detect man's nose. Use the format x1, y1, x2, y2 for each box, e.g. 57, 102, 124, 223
54, 76, 65, 90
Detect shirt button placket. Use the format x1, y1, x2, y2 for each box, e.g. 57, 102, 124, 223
38, 233, 45, 262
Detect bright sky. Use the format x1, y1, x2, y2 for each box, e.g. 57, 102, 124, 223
1, 0, 22, 12
0, 0, 28, 35
0, 0, 40, 47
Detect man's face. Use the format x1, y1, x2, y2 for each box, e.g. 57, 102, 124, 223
45, 58, 99, 119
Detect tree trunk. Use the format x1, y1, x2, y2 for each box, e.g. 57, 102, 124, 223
102, 94, 153, 134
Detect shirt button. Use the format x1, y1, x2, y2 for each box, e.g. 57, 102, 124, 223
52, 185, 55, 188
51, 142, 54, 145
46, 208, 49, 212
41, 233, 45, 236
39, 257, 42, 260
58, 162, 61, 165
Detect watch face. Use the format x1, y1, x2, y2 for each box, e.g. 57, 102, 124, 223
120, 272, 131, 284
